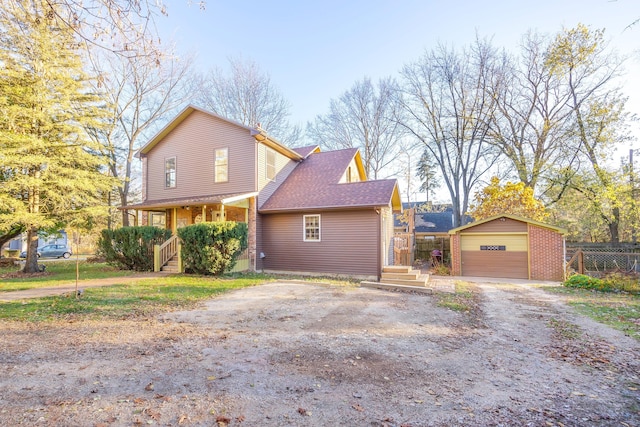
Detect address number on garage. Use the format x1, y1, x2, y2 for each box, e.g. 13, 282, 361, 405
480, 245, 506, 251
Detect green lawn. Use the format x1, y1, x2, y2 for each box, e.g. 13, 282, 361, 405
0, 261, 137, 291
545, 286, 640, 340
0, 273, 274, 321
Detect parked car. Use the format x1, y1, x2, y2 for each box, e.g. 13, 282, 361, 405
20, 244, 72, 259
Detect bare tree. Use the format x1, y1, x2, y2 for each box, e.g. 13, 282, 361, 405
399, 39, 501, 227
43, 0, 207, 58
88, 48, 196, 226
195, 57, 300, 145
306, 77, 405, 179
488, 31, 577, 194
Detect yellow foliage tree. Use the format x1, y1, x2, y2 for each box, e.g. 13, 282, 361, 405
468, 177, 548, 222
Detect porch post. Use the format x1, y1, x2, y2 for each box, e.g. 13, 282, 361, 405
172, 208, 177, 235
153, 244, 160, 272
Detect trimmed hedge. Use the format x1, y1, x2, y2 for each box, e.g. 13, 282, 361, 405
178, 222, 248, 275
97, 226, 172, 271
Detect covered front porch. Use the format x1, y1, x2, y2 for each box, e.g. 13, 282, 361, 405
123, 192, 257, 273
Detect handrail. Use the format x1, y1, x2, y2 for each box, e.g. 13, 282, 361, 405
154, 235, 179, 272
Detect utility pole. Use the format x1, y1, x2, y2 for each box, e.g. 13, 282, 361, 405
630, 149, 638, 244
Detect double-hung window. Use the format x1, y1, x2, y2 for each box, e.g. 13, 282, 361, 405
266, 148, 276, 181
303, 215, 321, 242
165, 157, 176, 188
215, 148, 228, 183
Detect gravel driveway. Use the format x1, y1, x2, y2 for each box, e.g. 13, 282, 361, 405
1, 279, 639, 426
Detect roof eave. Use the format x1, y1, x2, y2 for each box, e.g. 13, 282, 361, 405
448, 214, 567, 235
259, 203, 393, 214
251, 129, 303, 161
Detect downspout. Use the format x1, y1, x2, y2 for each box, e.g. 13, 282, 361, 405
254, 138, 259, 272
562, 236, 567, 281
376, 208, 381, 281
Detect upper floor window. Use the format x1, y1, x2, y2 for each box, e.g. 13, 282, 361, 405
266, 148, 276, 181
165, 157, 176, 188
303, 214, 321, 242
215, 148, 228, 183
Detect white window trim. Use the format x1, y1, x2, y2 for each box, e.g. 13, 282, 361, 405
303, 214, 321, 242
215, 147, 228, 183
266, 148, 277, 181
165, 156, 176, 188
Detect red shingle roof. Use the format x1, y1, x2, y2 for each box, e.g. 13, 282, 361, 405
260, 148, 400, 213
291, 145, 320, 158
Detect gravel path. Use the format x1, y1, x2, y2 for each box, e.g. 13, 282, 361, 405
0, 279, 638, 426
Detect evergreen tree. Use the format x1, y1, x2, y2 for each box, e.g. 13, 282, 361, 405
0, 0, 114, 273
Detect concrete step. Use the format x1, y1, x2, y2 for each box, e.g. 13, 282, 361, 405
382, 265, 412, 274
379, 274, 429, 287
381, 271, 420, 280
360, 281, 433, 294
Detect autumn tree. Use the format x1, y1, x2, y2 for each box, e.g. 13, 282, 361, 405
0, 0, 114, 273
307, 77, 404, 179
468, 177, 548, 221
87, 48, 196, 227
549, 169, 631, 242
546, 24, 632, 242
195, 57, 300, 145
399, 38, 501, 227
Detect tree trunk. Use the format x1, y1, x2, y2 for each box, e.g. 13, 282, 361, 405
609, 207, 620, 243
22, 227, 40, 273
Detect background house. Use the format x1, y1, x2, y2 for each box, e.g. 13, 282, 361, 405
2, 231, 68, 253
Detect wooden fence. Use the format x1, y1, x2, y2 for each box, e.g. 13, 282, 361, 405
415, 236, 450, 263
393, 233, 414, 266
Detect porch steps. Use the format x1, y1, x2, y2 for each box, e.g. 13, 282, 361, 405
161, 256, 180, 273
360, 281, 433, 294
379, 266, 429, 287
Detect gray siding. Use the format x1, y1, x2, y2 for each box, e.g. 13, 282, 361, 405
256, 143, 298, 208
145, 111, 256, 201
261, 210, 380, 277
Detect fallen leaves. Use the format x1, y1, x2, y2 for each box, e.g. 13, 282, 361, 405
352, 403, 365, 412
215, 415, 231, 426
213, 414, 245, 426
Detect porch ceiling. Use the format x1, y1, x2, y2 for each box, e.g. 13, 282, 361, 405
120, 192, 258, 211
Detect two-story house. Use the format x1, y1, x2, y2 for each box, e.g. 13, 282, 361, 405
122, 105, 402, 279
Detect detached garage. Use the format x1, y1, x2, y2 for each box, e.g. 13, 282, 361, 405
449, 214, 566, 281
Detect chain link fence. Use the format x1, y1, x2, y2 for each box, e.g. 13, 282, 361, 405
567, 245, 640, 278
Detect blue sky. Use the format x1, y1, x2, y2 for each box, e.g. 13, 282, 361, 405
158, 0, 640, 133
155, 1, 639, 202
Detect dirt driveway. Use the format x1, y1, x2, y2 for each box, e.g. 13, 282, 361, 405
1, 279, 639, 426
